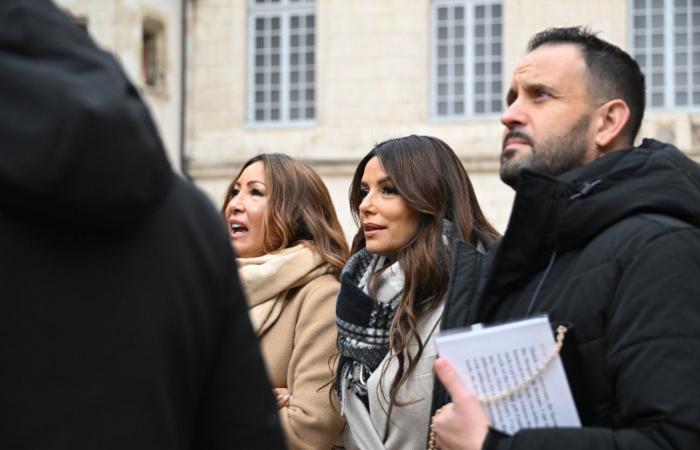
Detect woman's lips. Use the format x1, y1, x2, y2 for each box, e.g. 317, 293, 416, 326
363, 223, 386, 238
230, 221, 249, 239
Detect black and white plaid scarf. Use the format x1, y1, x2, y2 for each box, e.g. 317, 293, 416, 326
335, 249, 404, 409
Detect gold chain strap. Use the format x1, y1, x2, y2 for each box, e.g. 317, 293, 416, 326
427, 325, 568, 450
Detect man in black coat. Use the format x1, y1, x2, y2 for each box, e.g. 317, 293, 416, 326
0, 1, 286, 449
432, 27, 700, 449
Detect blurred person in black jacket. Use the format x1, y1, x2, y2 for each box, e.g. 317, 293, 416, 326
0, 1, 285, 449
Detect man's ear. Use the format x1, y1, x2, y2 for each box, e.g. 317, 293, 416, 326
593, 99, 630, 152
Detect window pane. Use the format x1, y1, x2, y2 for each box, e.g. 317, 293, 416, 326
676, 91, 688, 105
676, 52, 688, 66
676, 72, 688, 85
249, 4, 315, 123
432, 1, 503, 117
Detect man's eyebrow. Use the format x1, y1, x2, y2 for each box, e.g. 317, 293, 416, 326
506, 88, 516, 105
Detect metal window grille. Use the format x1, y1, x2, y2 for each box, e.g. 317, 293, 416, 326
631, 0, 700, 109
248, 0, 315, 125
432, 0, 503, 119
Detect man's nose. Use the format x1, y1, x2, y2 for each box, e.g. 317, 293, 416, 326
500, 99, 526, 130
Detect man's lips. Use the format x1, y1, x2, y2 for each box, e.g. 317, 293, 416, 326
502, 131, 534, 153
504, 137, 529, 147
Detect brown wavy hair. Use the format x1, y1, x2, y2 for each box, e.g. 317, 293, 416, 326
221, 153, 349, 276
348, 135, 500, 408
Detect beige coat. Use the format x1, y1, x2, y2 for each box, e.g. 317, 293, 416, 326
340, 302, 444, 450
239, 245, 344, 450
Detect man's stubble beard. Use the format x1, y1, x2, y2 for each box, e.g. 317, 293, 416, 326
500, 114, 591, 188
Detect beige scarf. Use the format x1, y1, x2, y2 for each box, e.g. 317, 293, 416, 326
238, 243, 332, 335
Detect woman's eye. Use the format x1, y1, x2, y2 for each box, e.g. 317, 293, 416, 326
230, 188, 240, 198
251, 188, 265, 196
359, 189, 369, 199
382, 186, 397, 195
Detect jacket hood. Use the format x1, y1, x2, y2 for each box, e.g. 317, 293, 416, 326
556, 138, 700, 250
0, 1, 172, 230
487, 139, 700, 294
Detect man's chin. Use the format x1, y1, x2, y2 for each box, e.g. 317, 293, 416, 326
499, 170, 519, 189
499, 159, 527, 189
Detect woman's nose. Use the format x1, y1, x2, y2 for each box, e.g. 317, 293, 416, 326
229, 195, 244, 213
358, 193, 374, 216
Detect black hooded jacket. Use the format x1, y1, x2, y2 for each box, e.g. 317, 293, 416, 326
0, 1, 285, 449
439, 139, 700, 449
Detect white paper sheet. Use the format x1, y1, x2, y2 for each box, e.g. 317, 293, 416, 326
435, 315, 581, 434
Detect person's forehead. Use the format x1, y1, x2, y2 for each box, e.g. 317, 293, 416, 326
512, 43, 587, 87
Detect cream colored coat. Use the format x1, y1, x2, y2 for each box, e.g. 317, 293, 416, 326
239, 245, 344, 450
340, 302, 444, 450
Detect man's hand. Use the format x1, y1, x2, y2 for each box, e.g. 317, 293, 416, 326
272, 388, 292, 409
433, 357, 490, 450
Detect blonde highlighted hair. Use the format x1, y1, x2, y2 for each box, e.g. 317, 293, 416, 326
221, 153, 349, 276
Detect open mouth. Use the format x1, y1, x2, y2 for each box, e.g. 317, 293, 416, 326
230, 223, 249, 238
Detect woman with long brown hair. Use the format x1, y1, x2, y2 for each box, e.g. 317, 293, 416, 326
335, 135, 499, 449
221, 153, 349, 449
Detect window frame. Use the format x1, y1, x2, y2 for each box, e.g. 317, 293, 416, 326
430, 0, 504, 122
246, 0, 316, 128
629, 0, 700, 111
142, 16, 167, 95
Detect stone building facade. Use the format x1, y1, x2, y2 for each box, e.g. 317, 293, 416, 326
55, 0, 184, 172
56, 0, 700, 239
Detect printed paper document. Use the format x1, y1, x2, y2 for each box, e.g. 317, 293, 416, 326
435, 315, 581, 434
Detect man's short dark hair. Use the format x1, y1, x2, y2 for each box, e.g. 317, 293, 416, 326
528, 26, 646, 145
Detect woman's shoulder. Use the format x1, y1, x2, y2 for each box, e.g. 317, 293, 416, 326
295, 272, 340, 301
286, 272, 339, 330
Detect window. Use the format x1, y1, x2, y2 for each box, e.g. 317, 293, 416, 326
631, 0, 700, 109
248, 0, 315, 125
142, 18, 166, 92
432, 0, 503, 119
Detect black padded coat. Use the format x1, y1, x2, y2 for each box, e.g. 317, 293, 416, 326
436, 139, 700, 450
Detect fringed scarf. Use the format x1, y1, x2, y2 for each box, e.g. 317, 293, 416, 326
335, 220, 457, 410
238, 243, 332, 335
335, 249, 405, 409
